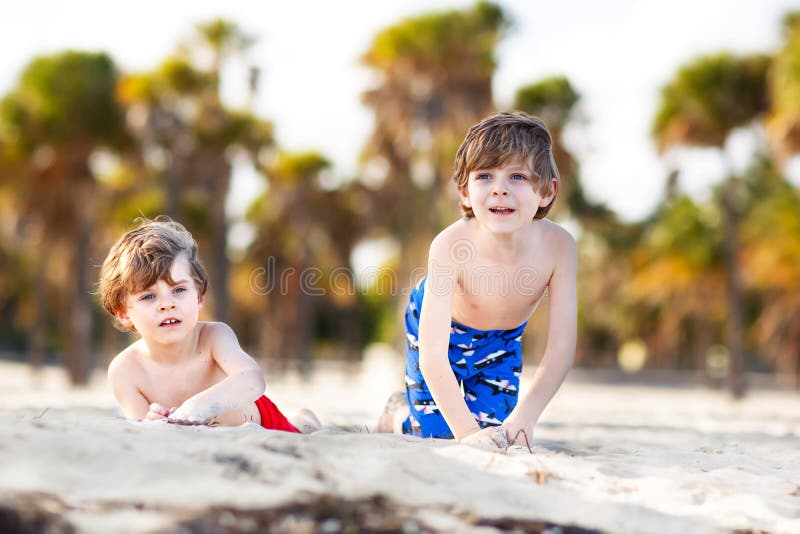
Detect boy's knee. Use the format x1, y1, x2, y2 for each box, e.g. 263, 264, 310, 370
375, 390, 407, 433
392, 405, 410, 434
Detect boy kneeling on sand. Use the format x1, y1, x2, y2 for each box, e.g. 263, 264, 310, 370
99, 217, 319, 432
378, 112, 578, 448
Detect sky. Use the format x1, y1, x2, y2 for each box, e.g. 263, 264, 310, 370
1, 0, 797, 222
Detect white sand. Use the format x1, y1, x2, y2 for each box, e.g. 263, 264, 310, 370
0, 355, 798, 533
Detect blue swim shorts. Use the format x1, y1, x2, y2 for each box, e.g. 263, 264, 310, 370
402, 277, 526, 438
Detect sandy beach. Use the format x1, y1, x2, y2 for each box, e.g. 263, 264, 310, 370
1, 354, 798, 534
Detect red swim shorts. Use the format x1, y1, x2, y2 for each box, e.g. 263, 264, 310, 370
255, 395, 300, 433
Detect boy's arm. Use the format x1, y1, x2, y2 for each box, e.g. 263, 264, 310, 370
502, 230, 578, 440
108, 354, 151, 419
168, 322, 266, 424
418, 236, 482, 440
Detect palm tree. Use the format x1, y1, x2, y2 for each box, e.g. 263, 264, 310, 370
118, 19, 272, 323
757, 15, 800, 385
513, 76, 580, 182
513, 76, 644, 367
190, 19, 258, 324
0, 150, 41, 366
116, 56, 211, 219
739, 157, 800, 386
512, 76, 622, 231
766, 12, 800, 161
0, 51, 128, 384
652, 52, 770, 396
627, 195, 726, 372
246, 151, 367, 372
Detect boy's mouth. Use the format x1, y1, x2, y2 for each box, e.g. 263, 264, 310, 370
489, 207, 515, 215
159, 318, 181, 327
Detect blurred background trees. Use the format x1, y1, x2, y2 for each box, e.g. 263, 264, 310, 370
0, 51, 127, 384
0, 4, 799, 393
652, 52, 771, 396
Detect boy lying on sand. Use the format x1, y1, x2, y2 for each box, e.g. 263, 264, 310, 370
99, 218, 319, 433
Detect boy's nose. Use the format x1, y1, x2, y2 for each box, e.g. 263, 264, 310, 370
492, 179, 509, 196
159, 298, 176, 310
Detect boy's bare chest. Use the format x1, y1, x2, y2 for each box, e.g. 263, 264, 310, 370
140, 354, 225, 407
452, 259, 551, 329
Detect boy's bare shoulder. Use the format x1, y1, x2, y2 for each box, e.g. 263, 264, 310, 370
539, 219, 577, 253
429, 218, 473, 257
432, 218, 470, 243
536, 220, 578, 277
107, 340, 146, 381
197, 321, 237, 343
197, 321, 244, 360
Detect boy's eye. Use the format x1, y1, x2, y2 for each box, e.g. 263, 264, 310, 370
139, 294, 155, 301
476, 173, 491, 180
173, 287, 186, 294
511, 173, 528, 181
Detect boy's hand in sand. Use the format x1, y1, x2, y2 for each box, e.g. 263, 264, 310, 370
500, 423, 535, 451
461, 425, 535, 452
166, 400, 218, 426
146, 403, 174, 421
460, 426, 509, 449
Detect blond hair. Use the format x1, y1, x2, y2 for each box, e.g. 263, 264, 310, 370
452, 112, 559, 219
98, 217, 208, 331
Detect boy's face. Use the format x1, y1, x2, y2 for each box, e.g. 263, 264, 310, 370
460, 158, 556, 232
116, 254, 204, 346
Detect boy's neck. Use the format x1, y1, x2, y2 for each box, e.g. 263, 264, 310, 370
139, 325, 201, 364
475, 221, 534, 257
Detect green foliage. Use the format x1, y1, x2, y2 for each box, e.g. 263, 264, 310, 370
741, 159, 800, 289
513, 76, 580, 131
364, 1, 508, 72
158, 56, 210, 95
653, 52, 770, 151
1, 51, 125, 149
768, 11, 800, 157
0, 96, 29, 154
117, 58, 208, 105
195, 109, 274, 150
643, 196, 721, 270
105, 189, 165, 227
782, 11, 800, 34
269, 151, 330, 184
194, 18, 255, 59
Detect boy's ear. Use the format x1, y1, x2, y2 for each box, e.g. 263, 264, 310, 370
198, 293, 205, 309
539, 179, 558, 206
459, 188, 471, 208
115, 311, 133, 329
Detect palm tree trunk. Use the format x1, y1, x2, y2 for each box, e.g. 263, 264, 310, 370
722, 174, 746, 398
65, 217, 94, 385
790, 318, 800, 389
27, 251, 49, 384
210, 163, 231, 323
296, 285, 313, 378
341, 303, 362, 358
148, 108, 185, 219
165, 160, 182, 220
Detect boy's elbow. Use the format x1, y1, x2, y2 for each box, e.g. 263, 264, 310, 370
543, 345, 575, 369
419, 356, 432, 378
564, 351, 575, 369
418, 351, 443, 379
559, 348, 576, 370
106, 357, 124, 389
247, 367, 266, 395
